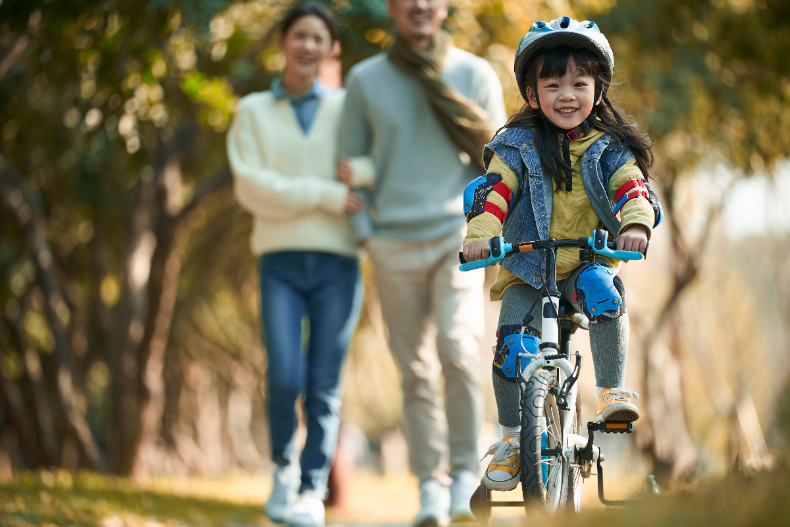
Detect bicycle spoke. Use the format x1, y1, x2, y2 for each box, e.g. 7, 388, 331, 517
540, 456, 563, 473
546, 422, 562, 444
544, 408, 562, 445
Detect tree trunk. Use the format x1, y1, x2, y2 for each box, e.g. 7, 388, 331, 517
641, 314, 697, 482
131, 152, 185, 478
0, 153, 103, 470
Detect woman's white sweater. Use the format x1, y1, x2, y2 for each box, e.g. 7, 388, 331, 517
228, 89, 369, 258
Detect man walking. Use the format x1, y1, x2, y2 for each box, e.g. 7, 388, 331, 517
339, 0, 506, 524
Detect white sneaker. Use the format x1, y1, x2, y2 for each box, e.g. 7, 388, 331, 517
265, 465, 298, 523
449, 470, 478, 523
413, 478, 450, 527
288, 491, 325, 527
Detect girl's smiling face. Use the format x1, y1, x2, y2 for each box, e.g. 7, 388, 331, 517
526, 58, 601, 130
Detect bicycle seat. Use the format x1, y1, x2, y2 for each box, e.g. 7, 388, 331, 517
558, 299, 589, 331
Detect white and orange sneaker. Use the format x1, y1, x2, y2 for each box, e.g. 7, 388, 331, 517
481, 437, 520, 491
597, 387, 640, 422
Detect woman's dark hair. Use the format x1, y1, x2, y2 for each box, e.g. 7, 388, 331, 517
280, 2, 338, 43
502, 45, 654, 189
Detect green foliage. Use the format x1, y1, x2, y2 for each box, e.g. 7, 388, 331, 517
0, 0, 279, 471
587, 0, 790, 175
334, 0, 394, 69
150, 0, 231, 30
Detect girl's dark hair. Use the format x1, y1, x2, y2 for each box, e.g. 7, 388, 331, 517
280, 2, 338, 42
502, 45, 654, 188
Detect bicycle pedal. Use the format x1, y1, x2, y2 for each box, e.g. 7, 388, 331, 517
588, 421, 633, 434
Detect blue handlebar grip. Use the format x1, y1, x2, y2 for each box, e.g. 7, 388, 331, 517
585, 232, 644, 260
459, 237, 513, 271
459, 258, 497, 271
605, 248, 643, 260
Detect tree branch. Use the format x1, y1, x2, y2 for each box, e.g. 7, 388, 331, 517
173, 166, 232, 229
5, 317, 59, 465
0, 33, 28, 83
0, 151, 103, 470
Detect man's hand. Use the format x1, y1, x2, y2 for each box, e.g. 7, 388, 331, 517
358, 238, 370, 250
616, 224, 649, 254
344, 191, 364, 215
336, 157, 353, 185
463, 239, 491, 262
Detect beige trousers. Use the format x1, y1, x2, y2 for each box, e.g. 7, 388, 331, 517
368, 229, 485, 482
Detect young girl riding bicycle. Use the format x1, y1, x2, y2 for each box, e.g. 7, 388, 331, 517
461, 17, 661, 492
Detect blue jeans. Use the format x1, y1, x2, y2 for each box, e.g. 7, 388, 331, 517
259, 251, 362, 495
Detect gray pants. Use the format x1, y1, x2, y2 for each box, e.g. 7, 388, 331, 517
368, 229, 484, 481
493, 262, 629, 428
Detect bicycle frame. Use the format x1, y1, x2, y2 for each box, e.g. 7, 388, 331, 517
520, 356, 578, 457
514, 244, 582, 462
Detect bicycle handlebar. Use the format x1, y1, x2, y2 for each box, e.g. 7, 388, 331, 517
458, 230, 643, 272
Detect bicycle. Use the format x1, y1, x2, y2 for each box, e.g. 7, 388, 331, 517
459, 229, 658, 522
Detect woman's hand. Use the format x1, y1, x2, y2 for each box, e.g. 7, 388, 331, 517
337, 157, 353, 185
616, 224, 649, 254
463, 240, 491, 262
344, 191, 364, 215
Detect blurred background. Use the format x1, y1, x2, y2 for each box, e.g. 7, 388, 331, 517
1, 0, 790, 524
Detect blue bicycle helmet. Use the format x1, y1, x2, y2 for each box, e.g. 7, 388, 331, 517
514, 16, 614, 100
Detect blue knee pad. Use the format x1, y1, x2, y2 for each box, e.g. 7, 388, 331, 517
574, 264, 626, 323
494, 325, 541, 379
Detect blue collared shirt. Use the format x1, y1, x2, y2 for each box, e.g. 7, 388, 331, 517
271, 77, 329, 134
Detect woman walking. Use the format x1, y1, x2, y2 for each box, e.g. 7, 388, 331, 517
227, 4, 366, 526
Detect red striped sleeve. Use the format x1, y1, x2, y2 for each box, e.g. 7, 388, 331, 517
483, 202, 507, 223
614, 179, 646, 202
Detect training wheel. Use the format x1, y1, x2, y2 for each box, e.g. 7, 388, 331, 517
646, 475, 662, 495
469, 481, 492, 526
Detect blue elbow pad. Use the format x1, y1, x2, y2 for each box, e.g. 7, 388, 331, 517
463, 173, 504, 222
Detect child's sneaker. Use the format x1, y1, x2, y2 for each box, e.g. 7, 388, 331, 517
481, 437, 520, 491
597, 387, 640, 422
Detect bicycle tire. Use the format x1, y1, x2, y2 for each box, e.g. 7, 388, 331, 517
565, 391, 584, 512
520, 369, 566, 512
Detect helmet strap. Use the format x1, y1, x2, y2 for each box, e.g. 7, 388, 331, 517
537, 108, 597, 191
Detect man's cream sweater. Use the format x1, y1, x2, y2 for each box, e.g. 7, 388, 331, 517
228, 89, 370, 258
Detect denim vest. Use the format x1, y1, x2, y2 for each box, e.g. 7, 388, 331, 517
483, 126, 635, 288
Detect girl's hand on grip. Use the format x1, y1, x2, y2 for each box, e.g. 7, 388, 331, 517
463, 240, 491, 262
617, 224, 649, 254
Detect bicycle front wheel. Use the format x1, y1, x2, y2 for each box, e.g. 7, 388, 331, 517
520, 370, 566, 512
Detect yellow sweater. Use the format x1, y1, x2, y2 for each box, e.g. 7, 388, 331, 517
463, 128, 654, 300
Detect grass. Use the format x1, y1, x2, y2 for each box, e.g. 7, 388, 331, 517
2, 465, 790, 526
0, 471, 266, 527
